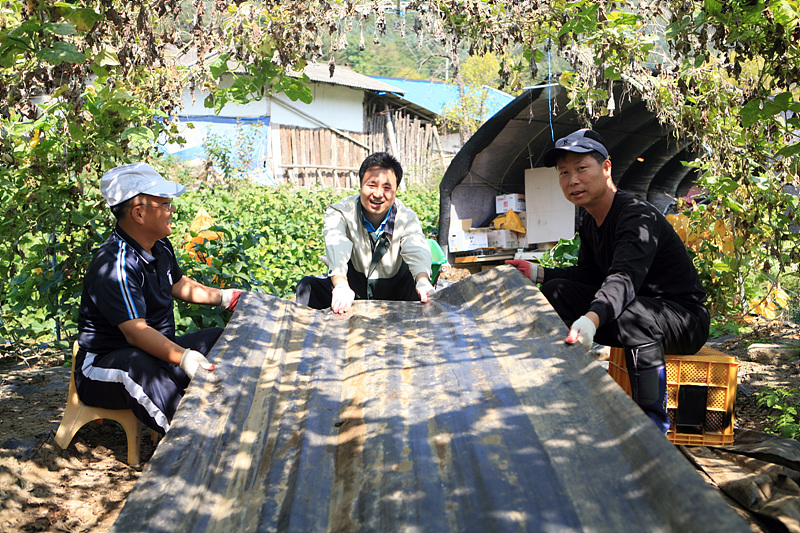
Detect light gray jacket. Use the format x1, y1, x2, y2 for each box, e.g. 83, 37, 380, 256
324, 194, 432, 280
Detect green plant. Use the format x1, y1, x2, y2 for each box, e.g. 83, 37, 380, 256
757, 386, 800, 440
175, 224, 270, 332
169, 181, 346, 319
538, 236, 580, 269
0, 2, 316, 345
203, 120, 264, 182
0, 167, 111, 344
0, 4, 186, 343
708, 320, 752, 340
398, 185, 440, 239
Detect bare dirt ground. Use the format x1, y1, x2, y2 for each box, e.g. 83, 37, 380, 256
0, 276, 797, 532
0, 345, 157, 533
716, 319, 800, 435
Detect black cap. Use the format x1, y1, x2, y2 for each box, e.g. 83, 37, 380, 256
542, 129, 609, 167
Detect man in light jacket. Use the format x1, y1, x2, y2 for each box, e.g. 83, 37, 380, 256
296, 152, 433, 313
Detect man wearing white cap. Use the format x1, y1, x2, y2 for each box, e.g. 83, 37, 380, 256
507, 129, 709, 433
75, 162, 241, 435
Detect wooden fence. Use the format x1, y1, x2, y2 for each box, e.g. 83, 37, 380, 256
271, 106, 449, 188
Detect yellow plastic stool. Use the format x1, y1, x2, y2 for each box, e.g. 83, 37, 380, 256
54, 342, 143, 465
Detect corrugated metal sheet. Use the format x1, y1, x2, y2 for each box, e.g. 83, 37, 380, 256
305, 63, 403, 94
112, 267, 749, 532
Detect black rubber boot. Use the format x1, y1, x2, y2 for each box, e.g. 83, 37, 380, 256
624, 341, 670, 433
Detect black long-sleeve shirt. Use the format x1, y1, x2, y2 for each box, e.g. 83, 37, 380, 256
543, 191, 707, 328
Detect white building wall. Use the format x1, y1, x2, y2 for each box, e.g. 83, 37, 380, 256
165, 76, 368, 184
175, 81, 366, 131
271, 83, 365, 133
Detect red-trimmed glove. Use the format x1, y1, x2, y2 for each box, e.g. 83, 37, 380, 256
505, 259, 540, 282
220, 289, 242, 311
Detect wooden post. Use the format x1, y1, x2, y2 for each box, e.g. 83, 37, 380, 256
385, 104, 400, 161
432, 127, 446, 171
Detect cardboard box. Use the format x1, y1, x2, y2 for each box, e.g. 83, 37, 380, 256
496, 194, 526, 214
448, 219, 490, 252
488, 229, 524, 249
450, 229, 489, 252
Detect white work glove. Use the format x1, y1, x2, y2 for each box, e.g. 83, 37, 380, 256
505, 260, 540, 282
220, 288, 242, 311
179, 348, 215, 380
331, 281, 355, 314
415, 277, 434, 303
565, 315, 597, 350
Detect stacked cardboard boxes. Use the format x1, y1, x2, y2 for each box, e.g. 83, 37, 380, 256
489, 195, 527, 250
447, 219, 490, 252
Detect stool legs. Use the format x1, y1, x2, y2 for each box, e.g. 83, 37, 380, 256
55, 342, 144, 466
54, 401, 143, 466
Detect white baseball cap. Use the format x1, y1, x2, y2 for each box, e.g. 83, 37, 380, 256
100, 162, 187, 207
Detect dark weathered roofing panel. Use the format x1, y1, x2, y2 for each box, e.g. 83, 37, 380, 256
304, 63, 403, 94
112, 268, 748, 532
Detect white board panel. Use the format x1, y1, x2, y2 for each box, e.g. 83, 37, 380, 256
524, 167, 576, 244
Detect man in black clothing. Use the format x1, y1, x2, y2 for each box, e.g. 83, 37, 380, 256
507, 129, 710, 432
77, 162, 241, 434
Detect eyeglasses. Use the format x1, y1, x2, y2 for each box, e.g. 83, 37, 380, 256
136, 202, 176, 212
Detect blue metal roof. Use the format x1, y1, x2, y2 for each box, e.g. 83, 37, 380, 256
369, 76, 515, 119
